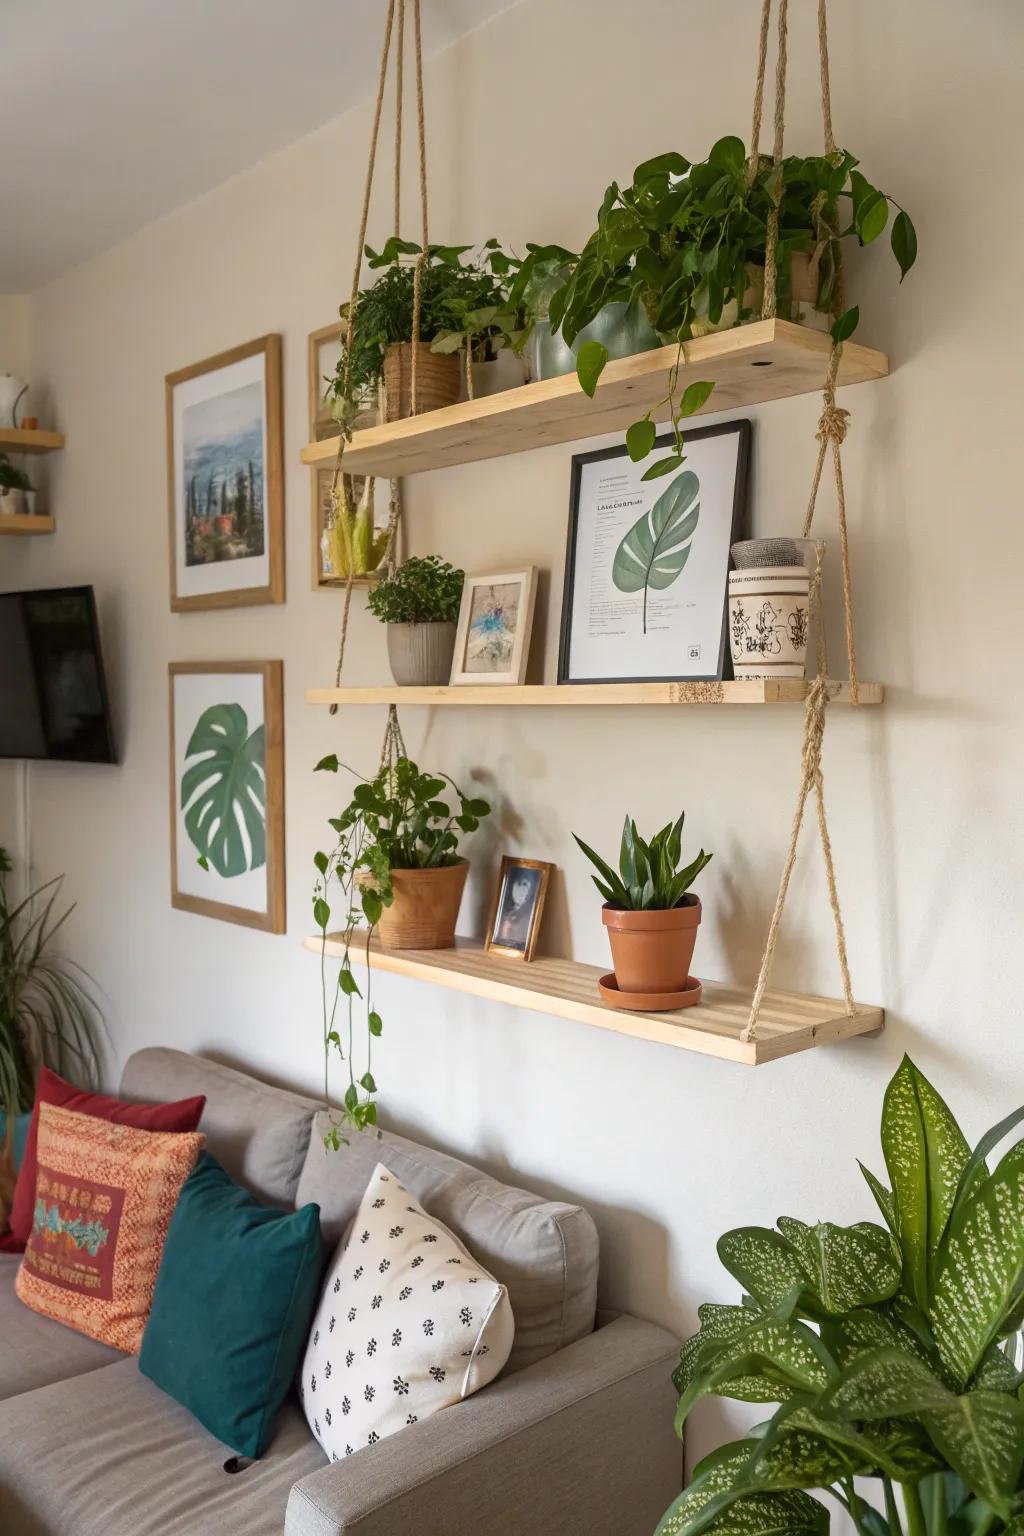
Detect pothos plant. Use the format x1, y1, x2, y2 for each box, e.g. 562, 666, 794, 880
311, 756, 490, 1145
658, 1055, 1024, 1536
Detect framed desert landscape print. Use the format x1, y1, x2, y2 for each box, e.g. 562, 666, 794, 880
166, 335, 284, 611
168, 661, 285, 933
558, 420, 750, 684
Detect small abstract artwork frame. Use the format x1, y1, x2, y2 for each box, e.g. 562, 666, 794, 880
166, 335, 284, 612
168, 661, 285, 932
450, 567, 537, 686
558, 421, 750, 684
485, 856, 552, 961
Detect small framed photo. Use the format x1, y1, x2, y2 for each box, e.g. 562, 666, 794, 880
450, 567, 538, 686
166, 335, 284, 612
168, 661, 285, 933
485, 857, 553, 961
558, 420, 750, 684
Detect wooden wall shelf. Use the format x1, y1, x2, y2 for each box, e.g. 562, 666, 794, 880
0, 428, 65, 455
303, 934, 883, 1066
307, 680, 882, 708
0, 514, 55, 536
299, 320, 888, 478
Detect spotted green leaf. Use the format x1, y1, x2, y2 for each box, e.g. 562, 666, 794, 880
675, 1304, 795, 1404
820, 1302, 939, 1374
611, 469, 700, 634
776, 1218, 901, 1316
782, 1400, 942, 1482
674, 1304, 833, 1433
656, 1440, 829, 1536
716, 1226, 810, 1313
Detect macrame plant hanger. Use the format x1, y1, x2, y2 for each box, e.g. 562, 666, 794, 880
328, 0, 430, 784
741, 0, 862, 1044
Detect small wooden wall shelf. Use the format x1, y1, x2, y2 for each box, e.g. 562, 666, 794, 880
303, 934, 883, 1066
0, 514, 55, 536
307, 680, 883, 708
0, 428, 65, 455
300, 320, 888, 478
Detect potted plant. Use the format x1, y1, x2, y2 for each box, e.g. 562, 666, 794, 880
658, 1054, 1024, 1536
367, 554, 464, 686
0, 454, 32, 517
329, 237, 514, 429
574, 814, 711, 1010
312, 756, 490, 1143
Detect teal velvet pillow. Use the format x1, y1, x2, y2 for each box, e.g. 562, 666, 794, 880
139, 1152, 323, 1458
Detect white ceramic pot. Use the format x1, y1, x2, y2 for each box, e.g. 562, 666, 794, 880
0, 487, 27, 517
728, 565, 811, 680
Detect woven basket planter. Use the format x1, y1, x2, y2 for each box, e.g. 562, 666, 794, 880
382, 343, 460, 422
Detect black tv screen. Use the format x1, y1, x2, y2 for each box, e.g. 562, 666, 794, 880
0, 586, 116, 762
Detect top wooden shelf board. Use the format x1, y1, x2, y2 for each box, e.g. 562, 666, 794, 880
0, 428, 65, 455
300, 319, 888, 478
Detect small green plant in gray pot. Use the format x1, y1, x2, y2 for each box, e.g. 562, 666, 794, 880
367, 555, 465, 686
0, 453, 32, 517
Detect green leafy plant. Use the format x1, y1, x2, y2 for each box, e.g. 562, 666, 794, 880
574, 813, 711, 911
327, 477, 390, 579
0, 848, 101, 1133
658, 1055, 1024, 1536
0, 453, 31, 493
612, 467, 700, 632
312, 756, 490, 1143
181, 704, 265, 877
329, 238, 512, 433
366, 554, 464, 626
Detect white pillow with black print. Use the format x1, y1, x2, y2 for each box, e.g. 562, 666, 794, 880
300, 1162, 514, 1462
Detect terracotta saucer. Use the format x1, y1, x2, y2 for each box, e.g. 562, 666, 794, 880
597, 974, 703, 1013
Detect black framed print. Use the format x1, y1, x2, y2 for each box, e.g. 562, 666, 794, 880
558, 420, 750, 684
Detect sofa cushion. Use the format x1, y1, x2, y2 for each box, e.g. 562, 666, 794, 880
120, 1048, 319, 1206
296, 1111, 598, 1374
0, 1251, 122, 1401
0, 1357, 327, 1536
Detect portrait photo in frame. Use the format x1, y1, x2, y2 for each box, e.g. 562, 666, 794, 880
558, 420, 750, 684
485, 857, 553, 961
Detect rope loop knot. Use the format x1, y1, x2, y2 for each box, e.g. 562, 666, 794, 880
817, 399, 850, 446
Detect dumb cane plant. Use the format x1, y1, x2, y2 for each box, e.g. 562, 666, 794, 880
659, 1056, 1024, 1536
574, 813, 711, 910
311, 757, 490, 1146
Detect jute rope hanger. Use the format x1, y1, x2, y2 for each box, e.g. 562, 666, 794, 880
741, 0, 860, 1042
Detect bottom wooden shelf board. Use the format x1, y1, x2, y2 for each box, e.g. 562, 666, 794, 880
0, 514, 54, 535
303, 934, 883, 1066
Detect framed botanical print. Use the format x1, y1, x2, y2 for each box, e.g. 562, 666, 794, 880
166, 335, 284, 611
168, 661, 285, 932
485, 857, 552, 961
450, 567, 538, 685
558, 421, 750, 684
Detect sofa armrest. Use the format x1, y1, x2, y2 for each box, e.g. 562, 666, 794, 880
285, 1315, 681, 1536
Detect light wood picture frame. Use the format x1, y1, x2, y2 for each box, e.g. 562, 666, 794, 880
450, 566, 538, 686
485, 856, 553, 961
307, 322, 383, 591
168, 661, 285, 933
166, 335, 284, 611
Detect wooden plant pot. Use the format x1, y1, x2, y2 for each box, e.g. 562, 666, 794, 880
602, 898, 701, 997
378, 860, 469, 950
382, 343, 460, 422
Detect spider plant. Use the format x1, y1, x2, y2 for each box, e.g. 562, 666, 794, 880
0, 848, 102, 1132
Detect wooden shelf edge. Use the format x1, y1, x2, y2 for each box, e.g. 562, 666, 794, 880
299, 320, 889, 477
302, 934, 883, 1066
306, 680, 883, 708
0, 514, 55, 536
0, 428, 65, 455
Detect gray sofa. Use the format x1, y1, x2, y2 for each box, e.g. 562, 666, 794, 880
0, 1048, 681, 1535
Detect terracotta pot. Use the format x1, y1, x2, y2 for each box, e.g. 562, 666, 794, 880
382, 343, 460, 422
602, 898, 701, 995
378, 860, 469, 949
386, 621, 457, 686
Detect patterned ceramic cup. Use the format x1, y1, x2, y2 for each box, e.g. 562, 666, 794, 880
728, 565, 811, 680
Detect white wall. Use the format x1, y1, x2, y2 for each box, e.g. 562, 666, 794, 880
6, 0, 1024, 1474
0, 294, 31, 857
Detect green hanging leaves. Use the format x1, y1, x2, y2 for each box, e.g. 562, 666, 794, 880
611, 468, 700, 633
576, 338, 609, 397
891, 210, 918, 281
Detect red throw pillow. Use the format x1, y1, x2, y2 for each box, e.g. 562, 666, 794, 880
1, 1066, 205, 1253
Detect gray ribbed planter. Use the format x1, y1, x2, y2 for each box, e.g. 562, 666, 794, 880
386, 622, 457, 686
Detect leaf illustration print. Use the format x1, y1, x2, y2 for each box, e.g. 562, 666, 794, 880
612, 469, 700, 634
181, 703, 266, 878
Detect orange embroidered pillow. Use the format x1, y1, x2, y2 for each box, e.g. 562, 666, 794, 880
15, 1102, 203, 1353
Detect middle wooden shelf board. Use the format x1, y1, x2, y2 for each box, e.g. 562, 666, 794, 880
303, 934, 884, 1066
307, 680, 883, 708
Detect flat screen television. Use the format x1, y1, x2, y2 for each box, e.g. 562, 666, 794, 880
0, 585, 116, 762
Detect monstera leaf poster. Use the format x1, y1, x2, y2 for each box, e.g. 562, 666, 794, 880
559, 421, 750, 683
169, 661, 285, 932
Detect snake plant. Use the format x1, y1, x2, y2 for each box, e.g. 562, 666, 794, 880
659, 1056, 1024, 1536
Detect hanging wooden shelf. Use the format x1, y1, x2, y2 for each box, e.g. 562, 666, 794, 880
307, 679, 882, 708
0, 514, 55, 536
299, 320, 888, 478
0, 428, 65, 455
303, 934, 882, 1065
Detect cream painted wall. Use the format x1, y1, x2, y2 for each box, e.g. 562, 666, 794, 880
6, 0, 1024, 1475
0, 294, 31, 856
